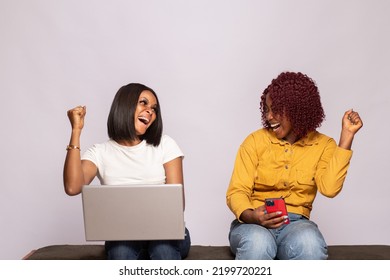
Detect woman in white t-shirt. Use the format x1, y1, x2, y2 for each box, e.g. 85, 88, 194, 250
63, 83, 190, 260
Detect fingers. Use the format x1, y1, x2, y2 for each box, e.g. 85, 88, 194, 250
74, 105, 86, 114
70, 105, 86, 112
345, 109, 360, 125
344, 109, 363, 131
67, 105, 86, 129
255, 206, 287, 228
267, 212, 288, 227
68, 105, 86, 117
263, 215, 286, 229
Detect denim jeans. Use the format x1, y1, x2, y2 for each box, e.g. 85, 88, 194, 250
105, 228, 191, 260
229, 214, 328, 260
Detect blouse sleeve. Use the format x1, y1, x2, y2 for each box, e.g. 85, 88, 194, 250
226, 134, 259, 221
161, 135, 184, 164
315, 138, 353, 197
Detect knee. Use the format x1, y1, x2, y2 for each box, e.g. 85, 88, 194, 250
279, 226, 328, 260
149, 241, 181, 260
242, 230, 274, 248
298, 229, 328, 259
105, 241, 141, 260
230, 225, 276, 260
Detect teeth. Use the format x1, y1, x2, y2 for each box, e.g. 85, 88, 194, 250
270, 123, 281, 131
138, 116, 149, 124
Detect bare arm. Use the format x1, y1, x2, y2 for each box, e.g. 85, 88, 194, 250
164, 156, 185, 209
63, 106, 97, 196
338, 109, 363, 150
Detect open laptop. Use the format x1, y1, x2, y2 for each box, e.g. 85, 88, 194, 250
81, 184, 185, 241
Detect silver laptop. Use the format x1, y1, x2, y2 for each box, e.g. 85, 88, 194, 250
81, 184, 185, 241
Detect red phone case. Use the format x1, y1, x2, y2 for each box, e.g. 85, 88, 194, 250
265, 198, 290, 224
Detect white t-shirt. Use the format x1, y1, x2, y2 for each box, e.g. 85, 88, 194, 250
81, 135, 184, 185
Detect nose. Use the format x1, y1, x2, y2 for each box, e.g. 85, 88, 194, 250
266, 110, 274, 121
144, 105, 155, 115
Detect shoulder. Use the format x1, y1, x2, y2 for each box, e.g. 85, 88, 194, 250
161, 134, 175, 143
159, 134, 180, 147
242, 128, 271, 146
149, 135, 182, 153
311, 131, 336, 145
89, 140, 116, 150
83, 140, 120, 157
81, 140, 112, 162
236, 129, 272, 158
159, 135, 184, 160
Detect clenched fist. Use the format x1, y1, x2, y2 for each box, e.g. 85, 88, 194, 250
67, 106, 86, 130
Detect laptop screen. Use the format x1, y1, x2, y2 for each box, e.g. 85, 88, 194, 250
81, 184, 185, 241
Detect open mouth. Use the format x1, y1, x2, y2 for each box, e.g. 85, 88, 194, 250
138, 116, 150, 125
270, 123, 281, 131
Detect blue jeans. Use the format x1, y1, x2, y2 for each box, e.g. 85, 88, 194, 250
229, 214, 328, 260
105, 228, 191, 260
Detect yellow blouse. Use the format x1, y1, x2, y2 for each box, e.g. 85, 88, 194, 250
226, 128, 353, 220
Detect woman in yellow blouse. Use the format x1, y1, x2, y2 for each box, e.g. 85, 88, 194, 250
226, 72, 363, 259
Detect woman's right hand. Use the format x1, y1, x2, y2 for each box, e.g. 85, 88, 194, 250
254, 205, 287, 228
240, 205, 287, 228
64, 105, 97, 196
67, 106, 86, 130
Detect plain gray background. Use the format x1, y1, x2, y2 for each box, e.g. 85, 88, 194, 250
1, 0, 389, 260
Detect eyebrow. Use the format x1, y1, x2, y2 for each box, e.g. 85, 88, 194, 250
140, 96, 157, 107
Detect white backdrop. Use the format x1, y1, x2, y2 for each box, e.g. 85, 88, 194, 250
1, 0, 389, 260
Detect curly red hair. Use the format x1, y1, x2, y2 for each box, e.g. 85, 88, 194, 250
260, 72, 325, 139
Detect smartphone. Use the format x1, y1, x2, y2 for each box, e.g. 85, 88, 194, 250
265, 198, 290, 224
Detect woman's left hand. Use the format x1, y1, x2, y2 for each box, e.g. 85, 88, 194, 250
342, 109, 363, 135
339, 109, 363, 150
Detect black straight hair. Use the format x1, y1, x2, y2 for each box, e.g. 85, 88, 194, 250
107, 83, 163, 146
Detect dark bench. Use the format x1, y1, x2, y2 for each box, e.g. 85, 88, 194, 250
24, 244, 390, 260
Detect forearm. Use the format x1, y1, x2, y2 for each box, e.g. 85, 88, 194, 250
239, 209, 257, 224
227, 191, 255, 222
338, 130, 355, 150
63, 129, 84, 196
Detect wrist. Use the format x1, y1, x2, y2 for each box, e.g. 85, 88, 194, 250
240, 209, 256, 224
66, 145, 80, 151
339, 131, 354, 150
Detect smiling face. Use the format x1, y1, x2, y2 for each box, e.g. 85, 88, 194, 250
265, 93, 297, 144
134, 90, 158, 136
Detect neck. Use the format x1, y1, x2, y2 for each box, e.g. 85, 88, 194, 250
283, 134, 298, 144
116, 138, 141, 146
